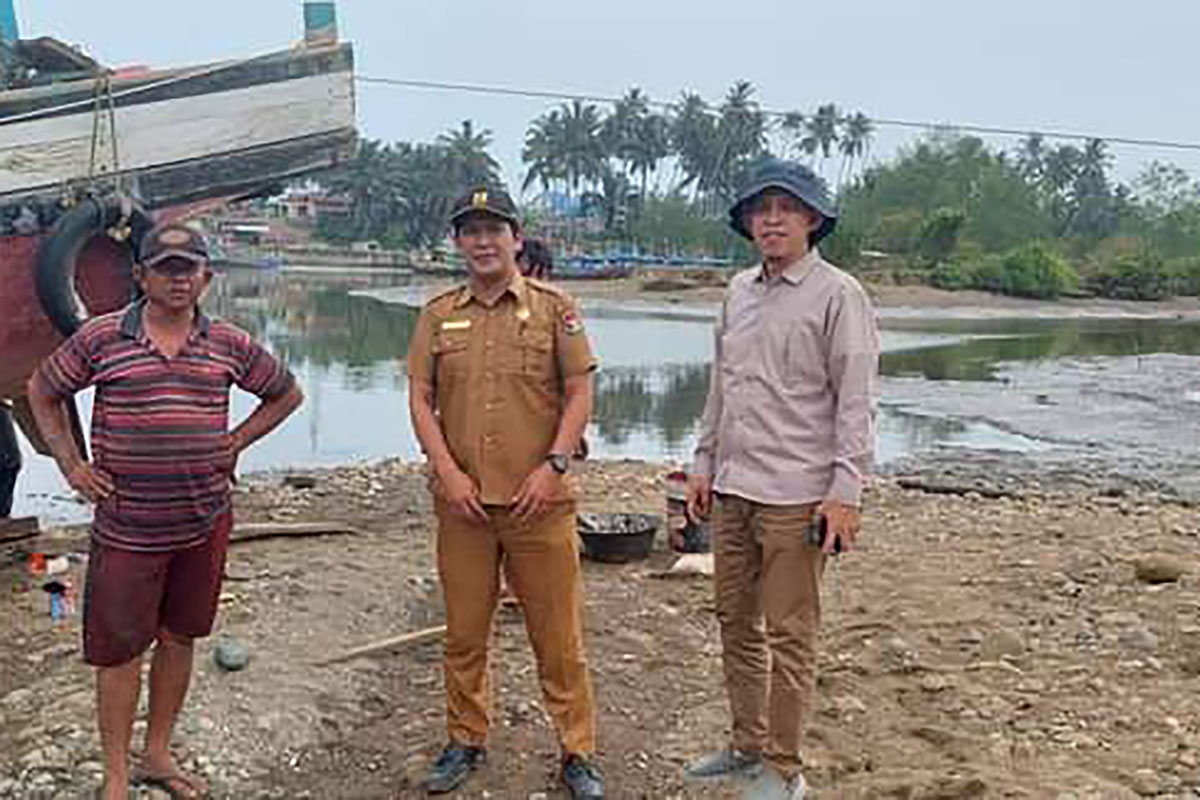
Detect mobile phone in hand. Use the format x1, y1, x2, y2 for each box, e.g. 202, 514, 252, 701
803, 513, 842, 555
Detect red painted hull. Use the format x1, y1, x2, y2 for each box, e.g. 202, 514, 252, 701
0, 233, 134, 398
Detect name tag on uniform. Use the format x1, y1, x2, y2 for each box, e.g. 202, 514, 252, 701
441, 319, 472, 331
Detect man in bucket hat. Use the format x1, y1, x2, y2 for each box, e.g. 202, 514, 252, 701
684, 159, 880, 798
407, 186, 604, 798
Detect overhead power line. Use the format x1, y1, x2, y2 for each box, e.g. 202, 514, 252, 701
356, 74, 1200, 154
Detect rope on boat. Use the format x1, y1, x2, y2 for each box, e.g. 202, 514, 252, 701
86, 72, 122, 188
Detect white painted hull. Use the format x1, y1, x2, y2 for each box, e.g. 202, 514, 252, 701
0, 72, 353, 197
0, 44, 357, 209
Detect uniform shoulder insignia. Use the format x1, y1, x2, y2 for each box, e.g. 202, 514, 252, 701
561, 307, 585, 335
525, 277, 567, 298
426, 284, 468, 310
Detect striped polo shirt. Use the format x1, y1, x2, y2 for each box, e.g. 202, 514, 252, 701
35, 301, 295, 552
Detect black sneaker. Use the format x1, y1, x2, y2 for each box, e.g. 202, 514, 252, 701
562, 754, 605, 799
421, 744, 486, 795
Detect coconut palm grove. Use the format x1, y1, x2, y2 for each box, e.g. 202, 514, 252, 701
316, 83, 1200, 301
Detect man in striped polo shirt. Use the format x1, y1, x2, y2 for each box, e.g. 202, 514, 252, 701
28, 223, 303, 800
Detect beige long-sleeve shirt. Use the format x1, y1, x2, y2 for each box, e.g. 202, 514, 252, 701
692, 248, 880, 506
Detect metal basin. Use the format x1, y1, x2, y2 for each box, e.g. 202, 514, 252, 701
577, 512, 662, 563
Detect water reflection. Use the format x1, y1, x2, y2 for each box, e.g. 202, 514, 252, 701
882, 318, 1200, 381
877, 406, 1045, 462
211, 273, 419, 377
592, 364, 710, 453
21, 271, 1199, 521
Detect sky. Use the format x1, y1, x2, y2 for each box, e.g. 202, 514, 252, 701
15, 0, 1200, 194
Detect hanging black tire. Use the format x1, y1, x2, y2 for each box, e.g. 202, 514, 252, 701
0, 402, 20, 518
34, 196, 154, 337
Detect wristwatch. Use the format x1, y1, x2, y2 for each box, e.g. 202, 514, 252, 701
546, 453, 570, 474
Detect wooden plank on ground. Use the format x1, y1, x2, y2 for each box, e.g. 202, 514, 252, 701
315, 626, 448, 667
230, 521, 364, 546
0, 516, 39, 544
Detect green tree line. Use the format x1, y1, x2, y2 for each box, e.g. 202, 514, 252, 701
316, 84, 1200, 301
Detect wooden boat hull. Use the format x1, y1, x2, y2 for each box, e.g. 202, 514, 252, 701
0, 233, 132, 399
0, 43, 356, 210
0, 40, 357, 452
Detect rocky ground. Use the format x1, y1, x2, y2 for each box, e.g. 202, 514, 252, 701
8, 279, 1200, 798
5, 457, 1200, 799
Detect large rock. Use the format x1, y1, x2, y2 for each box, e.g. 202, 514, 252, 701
1134, 555, 1187, 584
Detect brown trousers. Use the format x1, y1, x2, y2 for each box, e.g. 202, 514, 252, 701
713, 494, 825, 778
436, 501, 596, 755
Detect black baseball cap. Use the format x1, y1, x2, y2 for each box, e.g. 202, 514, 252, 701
728, 158, 838, 244
449, 185, 520, 231
138, 222, 210, 268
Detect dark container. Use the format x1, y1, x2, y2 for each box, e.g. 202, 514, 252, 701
577, 512, 661, 563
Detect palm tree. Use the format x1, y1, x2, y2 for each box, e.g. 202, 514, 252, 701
522, 101, 606, 242
631, 113, 671, 199
1042, 144, 1084, 235
1071, 138, 1115, 240
713, 81, 767, 205
437, 119, 501, 190
803, 103, 842, 176
780, 111, 806, 156
837, 111, 874, 191
1016, 133, 1046, 182
669, 92, 718, 199
603, 88, 670, 200
1080, 138, 1111, 183
558, 99, 607, 199
603, 88, 650, 175
320, 138, 399, 241
523, 109, 565, 193
390, 141, 457, 247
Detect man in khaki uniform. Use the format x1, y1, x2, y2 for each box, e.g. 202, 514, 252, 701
406, 186, 604, 799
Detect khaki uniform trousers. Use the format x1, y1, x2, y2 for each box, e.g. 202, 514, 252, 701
713, 494, 826, 778
436, 500, 596, 755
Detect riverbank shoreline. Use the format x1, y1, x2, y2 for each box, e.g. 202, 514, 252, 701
359, 274, 1200, 323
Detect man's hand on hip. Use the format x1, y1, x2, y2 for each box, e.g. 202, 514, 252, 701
219, 432, 243, 482
511, 463, 561, 523
817, 499, 860, 554
686, 474, 713, 522
64, 461, 115, 504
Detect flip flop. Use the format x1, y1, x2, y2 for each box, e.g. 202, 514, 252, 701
131, 767, 210, 799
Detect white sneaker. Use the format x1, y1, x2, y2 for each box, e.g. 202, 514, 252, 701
741, 767, 805, 800
683, 748, 764, 781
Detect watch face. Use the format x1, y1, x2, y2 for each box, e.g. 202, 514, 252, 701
549, 455, 569, 474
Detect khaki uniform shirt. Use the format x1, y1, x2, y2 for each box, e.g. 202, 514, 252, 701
407, 273, 597, 505
692, 248, 880, 506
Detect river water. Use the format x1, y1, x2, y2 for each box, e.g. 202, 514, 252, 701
14, 269, 1200, 522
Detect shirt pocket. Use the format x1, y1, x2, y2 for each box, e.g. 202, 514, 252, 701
521, 325, 556, 379
433, 330, 471, 380
781, 323, 827, 395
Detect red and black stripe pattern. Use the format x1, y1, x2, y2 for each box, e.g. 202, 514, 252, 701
35, 301, 294, 552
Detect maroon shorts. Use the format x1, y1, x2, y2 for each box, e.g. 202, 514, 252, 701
83, 511, 233, 667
